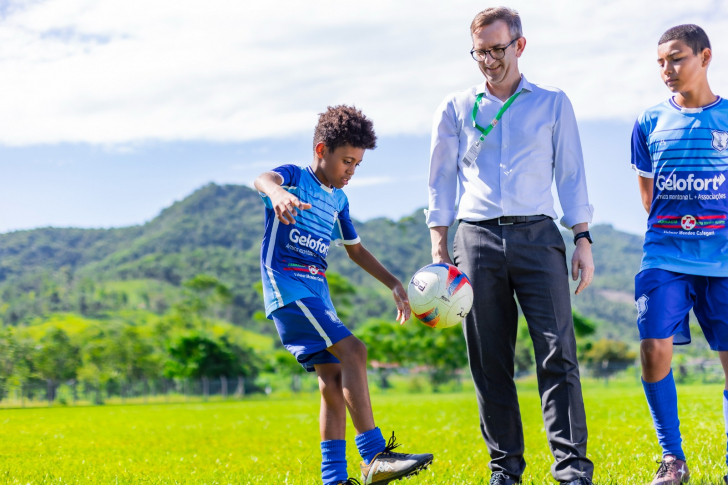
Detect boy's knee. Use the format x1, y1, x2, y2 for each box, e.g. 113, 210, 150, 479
319, 368, 343, 393
349, 337, 367, 362
640, 339, 671, 365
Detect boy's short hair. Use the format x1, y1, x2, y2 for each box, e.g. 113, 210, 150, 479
659, 24, 711, 54
313, 105, 377, 152
470, 7, 522, 39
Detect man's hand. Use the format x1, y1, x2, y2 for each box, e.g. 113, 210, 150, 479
392, 282, 411, 325
269, 187, 312, 225
571, 238, 594, 295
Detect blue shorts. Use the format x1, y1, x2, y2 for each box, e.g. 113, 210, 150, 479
635, 268, 728, 351
271, 297, 352, 372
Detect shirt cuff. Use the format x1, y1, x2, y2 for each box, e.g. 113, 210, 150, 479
334, 236, 361, 247
425, 209, 457, 228
560, 204, 594, 229
631, 164, 654, 178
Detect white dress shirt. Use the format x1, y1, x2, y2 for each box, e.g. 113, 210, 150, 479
426, 75, 594, 229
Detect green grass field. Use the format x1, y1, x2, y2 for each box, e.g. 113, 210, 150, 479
0, 382, 725, 484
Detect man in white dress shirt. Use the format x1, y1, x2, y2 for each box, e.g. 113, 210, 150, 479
427, 7, 595, 485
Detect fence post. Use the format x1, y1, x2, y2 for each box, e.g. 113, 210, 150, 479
235, 376, 245, 398
203, 377, 209, 401
184, 379, 189, 402
221, 376, 228, 399
47, 379, 53, 407
21, 383, 25, 408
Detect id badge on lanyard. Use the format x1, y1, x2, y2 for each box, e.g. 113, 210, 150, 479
462, 90, 521, 167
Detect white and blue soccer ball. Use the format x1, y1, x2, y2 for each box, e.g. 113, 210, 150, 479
407, 263, 473, 329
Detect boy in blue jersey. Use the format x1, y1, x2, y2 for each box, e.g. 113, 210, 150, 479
632, 24, 728, 485
254, 105, 433, 485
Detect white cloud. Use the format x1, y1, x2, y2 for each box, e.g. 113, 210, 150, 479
0, 0, 727, 145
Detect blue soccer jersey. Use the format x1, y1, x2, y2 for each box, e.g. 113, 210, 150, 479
259, 164, 360, 316
632, 96, 728, 276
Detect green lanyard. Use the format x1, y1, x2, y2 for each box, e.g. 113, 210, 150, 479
471, 90, 522, 140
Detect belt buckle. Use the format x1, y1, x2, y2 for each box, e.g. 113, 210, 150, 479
498, 217, 513, 226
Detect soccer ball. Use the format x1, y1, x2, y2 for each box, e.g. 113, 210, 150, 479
407, 263, 473, 329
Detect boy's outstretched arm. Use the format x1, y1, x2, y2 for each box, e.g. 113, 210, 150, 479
344, 243, 410, 325
638, 175, 653, 213
254, 172, 312, 224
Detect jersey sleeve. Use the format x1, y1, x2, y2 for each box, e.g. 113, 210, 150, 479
331, 200, 360, 246
260, 165, 301, 208
269, 164, 300, 187
631, 119, 653, 178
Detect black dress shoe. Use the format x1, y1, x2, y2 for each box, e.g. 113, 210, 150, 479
560, 478, 593, 485
489, 472, 521, 485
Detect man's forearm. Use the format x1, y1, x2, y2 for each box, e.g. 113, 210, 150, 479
430, 226, 451, 263
571, 222, 588, 237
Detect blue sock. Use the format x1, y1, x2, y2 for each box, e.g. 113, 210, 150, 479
643, 369, 685, 461
355, 427, 386, 465
321, 440, 347, 485
723, 390, 728, 467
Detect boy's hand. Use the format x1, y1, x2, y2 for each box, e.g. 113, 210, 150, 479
392, 282, 411, 325
270, 188, 312, 225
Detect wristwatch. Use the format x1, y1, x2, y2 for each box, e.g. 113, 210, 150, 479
573, 231, 593, 245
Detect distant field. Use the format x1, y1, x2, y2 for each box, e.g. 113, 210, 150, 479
0, 382, 725, 484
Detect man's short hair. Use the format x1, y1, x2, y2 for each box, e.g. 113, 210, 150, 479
470, 7, 522, 39
313, 105, 377, 152
658, 24, 711, 54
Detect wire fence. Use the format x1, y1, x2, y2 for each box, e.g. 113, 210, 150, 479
0, 359, 722, 409
0, 376, 252, 409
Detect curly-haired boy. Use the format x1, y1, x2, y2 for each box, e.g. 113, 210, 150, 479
254, 105, 433, 485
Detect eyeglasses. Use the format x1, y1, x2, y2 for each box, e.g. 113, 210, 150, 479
470, 38, 519, 62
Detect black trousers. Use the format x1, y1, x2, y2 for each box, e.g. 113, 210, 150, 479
453, 217, 593, 482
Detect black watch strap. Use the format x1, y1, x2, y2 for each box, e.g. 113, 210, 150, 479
573, 231, 593, 245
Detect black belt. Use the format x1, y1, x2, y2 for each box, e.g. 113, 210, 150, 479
465, 215, 548, 226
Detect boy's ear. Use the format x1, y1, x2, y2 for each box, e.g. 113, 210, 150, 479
701, 48, 712, 67
314, 142, 327, 159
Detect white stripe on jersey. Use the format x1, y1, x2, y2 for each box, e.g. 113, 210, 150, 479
295, 300, 333, 347
265, 217, 284, 308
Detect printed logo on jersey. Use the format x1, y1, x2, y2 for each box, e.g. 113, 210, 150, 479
333, 210, 339, 223
712, 130, 728, 152
656, 173, 726, 192
635, 295, 649, 320
289, 228, 330, 257
653, 214, 726, 231
681, 215, 696, 230
283, 262, 327, 277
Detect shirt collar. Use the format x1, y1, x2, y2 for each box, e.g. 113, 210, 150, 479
476, 74, 532, 97
306, 166, 334, 193
668, 95, 722, 114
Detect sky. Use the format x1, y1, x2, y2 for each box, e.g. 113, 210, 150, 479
2, 0, 728, 235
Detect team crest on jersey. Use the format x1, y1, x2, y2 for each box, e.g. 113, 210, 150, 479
308, 265, 319, 275
333, 210, 339, 222
681, 215, 697, 231
712, 130, 728, 152
635, 294, 649, 320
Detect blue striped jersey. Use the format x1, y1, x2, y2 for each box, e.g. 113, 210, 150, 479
259, 165, 360, 316
632, 96, 728, 276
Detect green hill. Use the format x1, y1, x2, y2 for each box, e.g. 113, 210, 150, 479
0, 183, 643, 339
